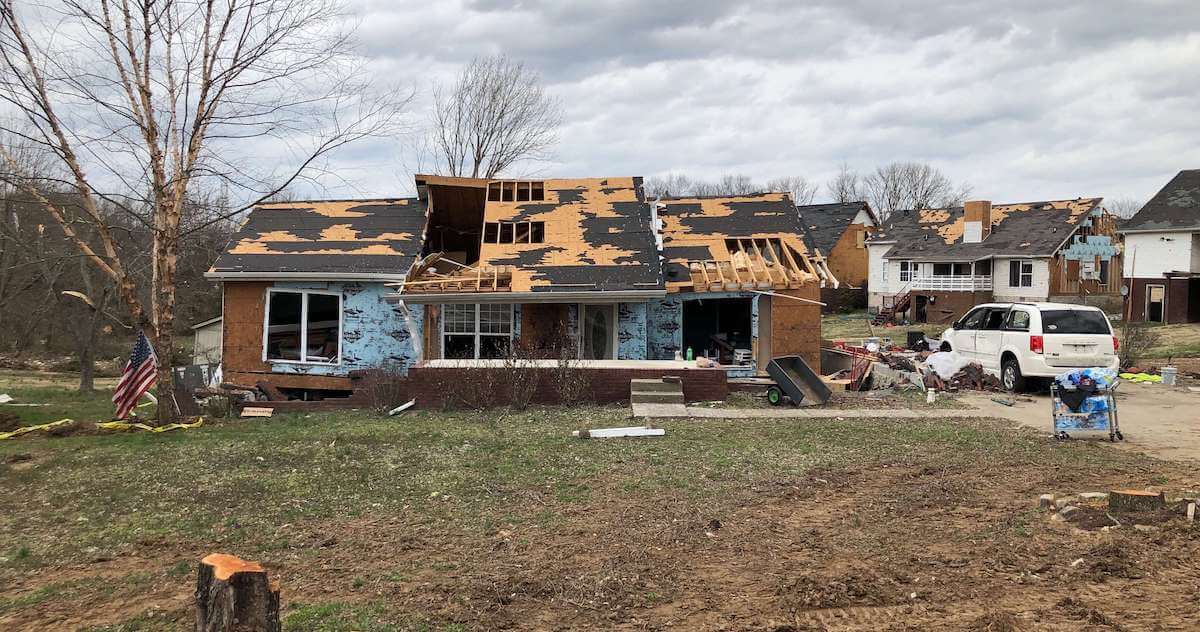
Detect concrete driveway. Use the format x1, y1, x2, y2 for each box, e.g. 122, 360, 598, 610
960, 383, 1200, 462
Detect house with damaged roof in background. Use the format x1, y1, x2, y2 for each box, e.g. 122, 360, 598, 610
866, 198, 1123, 325
206, 176, 836, 402
1119, 169, 1200, 323
797, 201, 878, 311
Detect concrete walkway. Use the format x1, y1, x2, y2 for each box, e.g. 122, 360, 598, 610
633, 383, 1200, 462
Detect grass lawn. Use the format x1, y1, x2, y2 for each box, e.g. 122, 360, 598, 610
3, 369, 1198, 630
1140, 322, 1200, 358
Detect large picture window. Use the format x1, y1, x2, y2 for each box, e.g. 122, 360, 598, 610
442, 304, 513, 359
264, 290, 341, 364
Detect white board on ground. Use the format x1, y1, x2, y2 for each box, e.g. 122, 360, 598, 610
572, 426, 665, 439
388, 399, 416, 416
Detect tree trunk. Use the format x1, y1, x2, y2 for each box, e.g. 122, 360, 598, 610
194, 554, 281, 632
152, 199, 181, 423
78, 342, 94, 393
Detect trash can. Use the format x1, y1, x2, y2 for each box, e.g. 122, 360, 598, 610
1161, 366, 1178, 386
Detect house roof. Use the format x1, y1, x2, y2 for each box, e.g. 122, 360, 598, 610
658, 192, 832, 288
208, 198, 426, 278
1121, 169, 1200, 233
475, 177, 663, 292
797, 201, 874, 254
870, 198, 1104, 261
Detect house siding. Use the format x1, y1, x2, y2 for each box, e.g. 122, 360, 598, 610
991, 257, 1050, 302
222, 280, 422, 390
1124, 233, 1195, 278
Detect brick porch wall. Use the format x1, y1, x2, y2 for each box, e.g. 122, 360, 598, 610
389, 365, 730, 409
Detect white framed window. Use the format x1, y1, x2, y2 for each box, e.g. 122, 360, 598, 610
1008, 260, 1033, 288
899, 261, 914, 282
441, 304, 513, 359
263, 289, 342, 364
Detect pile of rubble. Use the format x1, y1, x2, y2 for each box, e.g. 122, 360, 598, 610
825, 339, 1003, 394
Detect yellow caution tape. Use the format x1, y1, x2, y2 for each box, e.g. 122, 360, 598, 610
96, 418, 204, 433
0, 418, 74, 440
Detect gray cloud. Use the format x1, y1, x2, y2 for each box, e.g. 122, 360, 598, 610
314, 0, 1200, 205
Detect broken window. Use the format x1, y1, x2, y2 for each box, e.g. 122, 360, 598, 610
482, 221, 545, 244
441, 304, 513, 359
264, 290, 340, 364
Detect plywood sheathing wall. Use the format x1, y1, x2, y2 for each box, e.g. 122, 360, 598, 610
476, 177, 661, 292
210, 199, 425, 276
769, 285, 822, 372
658, 192, 825, 293
826, 223, 873, 287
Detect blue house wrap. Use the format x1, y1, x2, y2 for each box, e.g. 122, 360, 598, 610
268, 281, 422, 377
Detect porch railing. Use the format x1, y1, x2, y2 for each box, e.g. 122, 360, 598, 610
909, 275, 992, 291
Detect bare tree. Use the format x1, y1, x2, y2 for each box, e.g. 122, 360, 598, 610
860, 162, 971, 219
431, 54, 563, 179
1105, 197, 1144, 219
826, 163, 864, 203
0, 0, 408, 420
643, 172, 694, 198
766, 175, 817, 205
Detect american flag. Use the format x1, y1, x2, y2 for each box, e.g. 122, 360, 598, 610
112, 331, 158, 419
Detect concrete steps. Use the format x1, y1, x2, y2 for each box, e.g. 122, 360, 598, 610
630, 378, 684, 405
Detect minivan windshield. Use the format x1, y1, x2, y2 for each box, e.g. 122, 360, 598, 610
1039, 309, 1111, 335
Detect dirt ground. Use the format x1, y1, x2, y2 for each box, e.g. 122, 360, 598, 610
961, 382, 1200, 462
3, 407, 1200, 631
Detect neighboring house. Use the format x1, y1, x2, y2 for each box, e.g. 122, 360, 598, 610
191, 316, 223, 365
867, 199, 1122, 325
206, 176, 836, 395
797, 201, 877, 310
1119, 169, 1200, 323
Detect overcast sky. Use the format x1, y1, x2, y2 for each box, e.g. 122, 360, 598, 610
331, 0, 1200, 205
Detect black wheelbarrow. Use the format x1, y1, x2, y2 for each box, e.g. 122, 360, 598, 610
765, 355, 832, 406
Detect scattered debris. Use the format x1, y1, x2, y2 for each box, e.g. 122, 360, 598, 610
96, 419, 203, 433
572, 426, 664, 439
990, 397, 1015, 407
255, 380, 288, 402
240, 407, 275, 418
0, 393, 11, 404
388, 399, 416, 416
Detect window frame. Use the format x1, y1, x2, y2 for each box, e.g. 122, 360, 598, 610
899, 261, 914, 282
439, 303, 515, 360
1004, 309, 1031, 332
262, 288, 343, 366
1008, 260, 1033, 288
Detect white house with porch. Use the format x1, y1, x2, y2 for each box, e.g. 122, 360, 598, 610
867, 199, 1122, 325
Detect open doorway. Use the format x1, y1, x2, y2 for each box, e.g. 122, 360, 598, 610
682, 297, 753, 365
1146, 284, 1165, 323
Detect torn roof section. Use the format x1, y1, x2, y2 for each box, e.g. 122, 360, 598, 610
1121, 169, 1200, 233
657, 192, 837, 292
207, 198, 426, 279
481, 177, 662, 292
400, 176, 664, 298
797, 201, 875, 255
870, 198, 1106, 261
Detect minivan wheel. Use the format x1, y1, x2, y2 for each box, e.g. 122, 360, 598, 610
1002, 356, 1026, 392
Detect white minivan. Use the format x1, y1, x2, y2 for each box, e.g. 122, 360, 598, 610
939, 302, 1120, 391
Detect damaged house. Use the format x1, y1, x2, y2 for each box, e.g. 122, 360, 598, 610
1119, 169, 1200, 323
867, 199, 1122, 325
207, 176, 835, 399
797, 201, 878, 310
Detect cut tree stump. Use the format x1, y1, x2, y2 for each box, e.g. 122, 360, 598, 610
1108, 489, 1166, 513
195, 553, 281, 632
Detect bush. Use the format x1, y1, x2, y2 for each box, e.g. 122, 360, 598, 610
1118, 319, 1161, 370
357, 362, 411, 414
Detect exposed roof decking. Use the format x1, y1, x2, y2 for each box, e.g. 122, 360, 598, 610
208, 198, 426, 277
1121, 169, 1200, 233
658, 192, 833, 291
871, 198, 1106, 261
402, 177, 663, 295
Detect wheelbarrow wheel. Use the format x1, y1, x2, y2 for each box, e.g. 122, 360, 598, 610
767, 386, 784, 406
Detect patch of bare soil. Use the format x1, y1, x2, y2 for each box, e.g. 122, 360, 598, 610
0, 411, 20, 432
5, 459, 1200, 630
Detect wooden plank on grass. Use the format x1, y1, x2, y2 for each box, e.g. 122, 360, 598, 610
241, 407, 274, 418
572, 426, 665, 439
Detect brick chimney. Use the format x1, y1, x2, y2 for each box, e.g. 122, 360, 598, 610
962, 200, 992, 243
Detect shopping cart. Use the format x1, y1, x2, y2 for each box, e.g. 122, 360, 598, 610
1050, 372, 1122, 442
